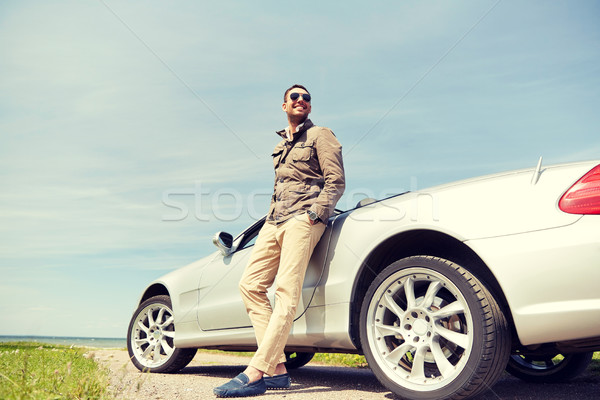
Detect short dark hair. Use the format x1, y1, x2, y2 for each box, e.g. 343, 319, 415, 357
284, 84, 310, 102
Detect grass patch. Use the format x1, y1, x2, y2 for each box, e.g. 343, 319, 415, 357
0, 342, 112, 400
312, 353, 368, 368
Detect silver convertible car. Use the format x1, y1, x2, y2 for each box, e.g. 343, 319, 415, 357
127, 159, 600, 400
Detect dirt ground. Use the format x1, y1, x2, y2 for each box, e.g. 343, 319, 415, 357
93, 349, 600, 400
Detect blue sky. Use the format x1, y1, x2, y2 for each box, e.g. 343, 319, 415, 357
1, 1, 599, 338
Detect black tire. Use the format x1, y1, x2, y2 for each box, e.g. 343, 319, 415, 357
284, 352, 315, 369
127, 295, 197, 373
359, 256, 511, 400
506, 352, 593, 383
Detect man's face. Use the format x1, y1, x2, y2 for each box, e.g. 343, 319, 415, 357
282, 88, 311, 122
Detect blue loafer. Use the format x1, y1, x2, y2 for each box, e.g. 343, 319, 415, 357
264, 373, 291, 390
213, 373, 266, 397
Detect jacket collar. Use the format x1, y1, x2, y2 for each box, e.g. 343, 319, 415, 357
276, 119, 314, 140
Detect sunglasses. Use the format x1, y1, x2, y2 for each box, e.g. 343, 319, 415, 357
289, 92, 311, 102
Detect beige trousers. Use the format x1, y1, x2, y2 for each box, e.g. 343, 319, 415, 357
239, 213, 326, 376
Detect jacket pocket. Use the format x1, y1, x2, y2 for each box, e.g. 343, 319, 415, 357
291, 141, 314, 162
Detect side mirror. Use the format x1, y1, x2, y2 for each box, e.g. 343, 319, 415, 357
213, 231, 234, 256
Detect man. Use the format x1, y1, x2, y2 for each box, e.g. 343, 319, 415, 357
214, 84, 345, 397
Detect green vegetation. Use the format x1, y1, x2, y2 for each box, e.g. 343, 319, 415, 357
312, 353, 368, 368
0, 342, 112, 400
590, 351, 600, 374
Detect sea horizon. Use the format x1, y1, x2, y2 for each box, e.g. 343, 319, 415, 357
0, 335, 127, 349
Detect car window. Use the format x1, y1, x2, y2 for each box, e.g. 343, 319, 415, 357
236, 218, 265, 251
239, 233, 259, 250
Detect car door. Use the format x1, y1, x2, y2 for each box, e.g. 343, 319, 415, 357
196, 217, 334, 331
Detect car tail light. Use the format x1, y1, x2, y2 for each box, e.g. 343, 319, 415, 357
559, 164, 600, 214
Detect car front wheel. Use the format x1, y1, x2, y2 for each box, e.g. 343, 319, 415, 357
360, 256, 510, 400
506, 352, 593, 383
127, 295, 197, 373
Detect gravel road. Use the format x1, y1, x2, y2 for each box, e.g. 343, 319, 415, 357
93, 349, 600, 400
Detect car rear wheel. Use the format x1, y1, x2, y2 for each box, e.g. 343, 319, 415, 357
506, 352, 593, 383
359, 256, 510, 400
284, 352, 315, 369
127, 295, 197, 373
